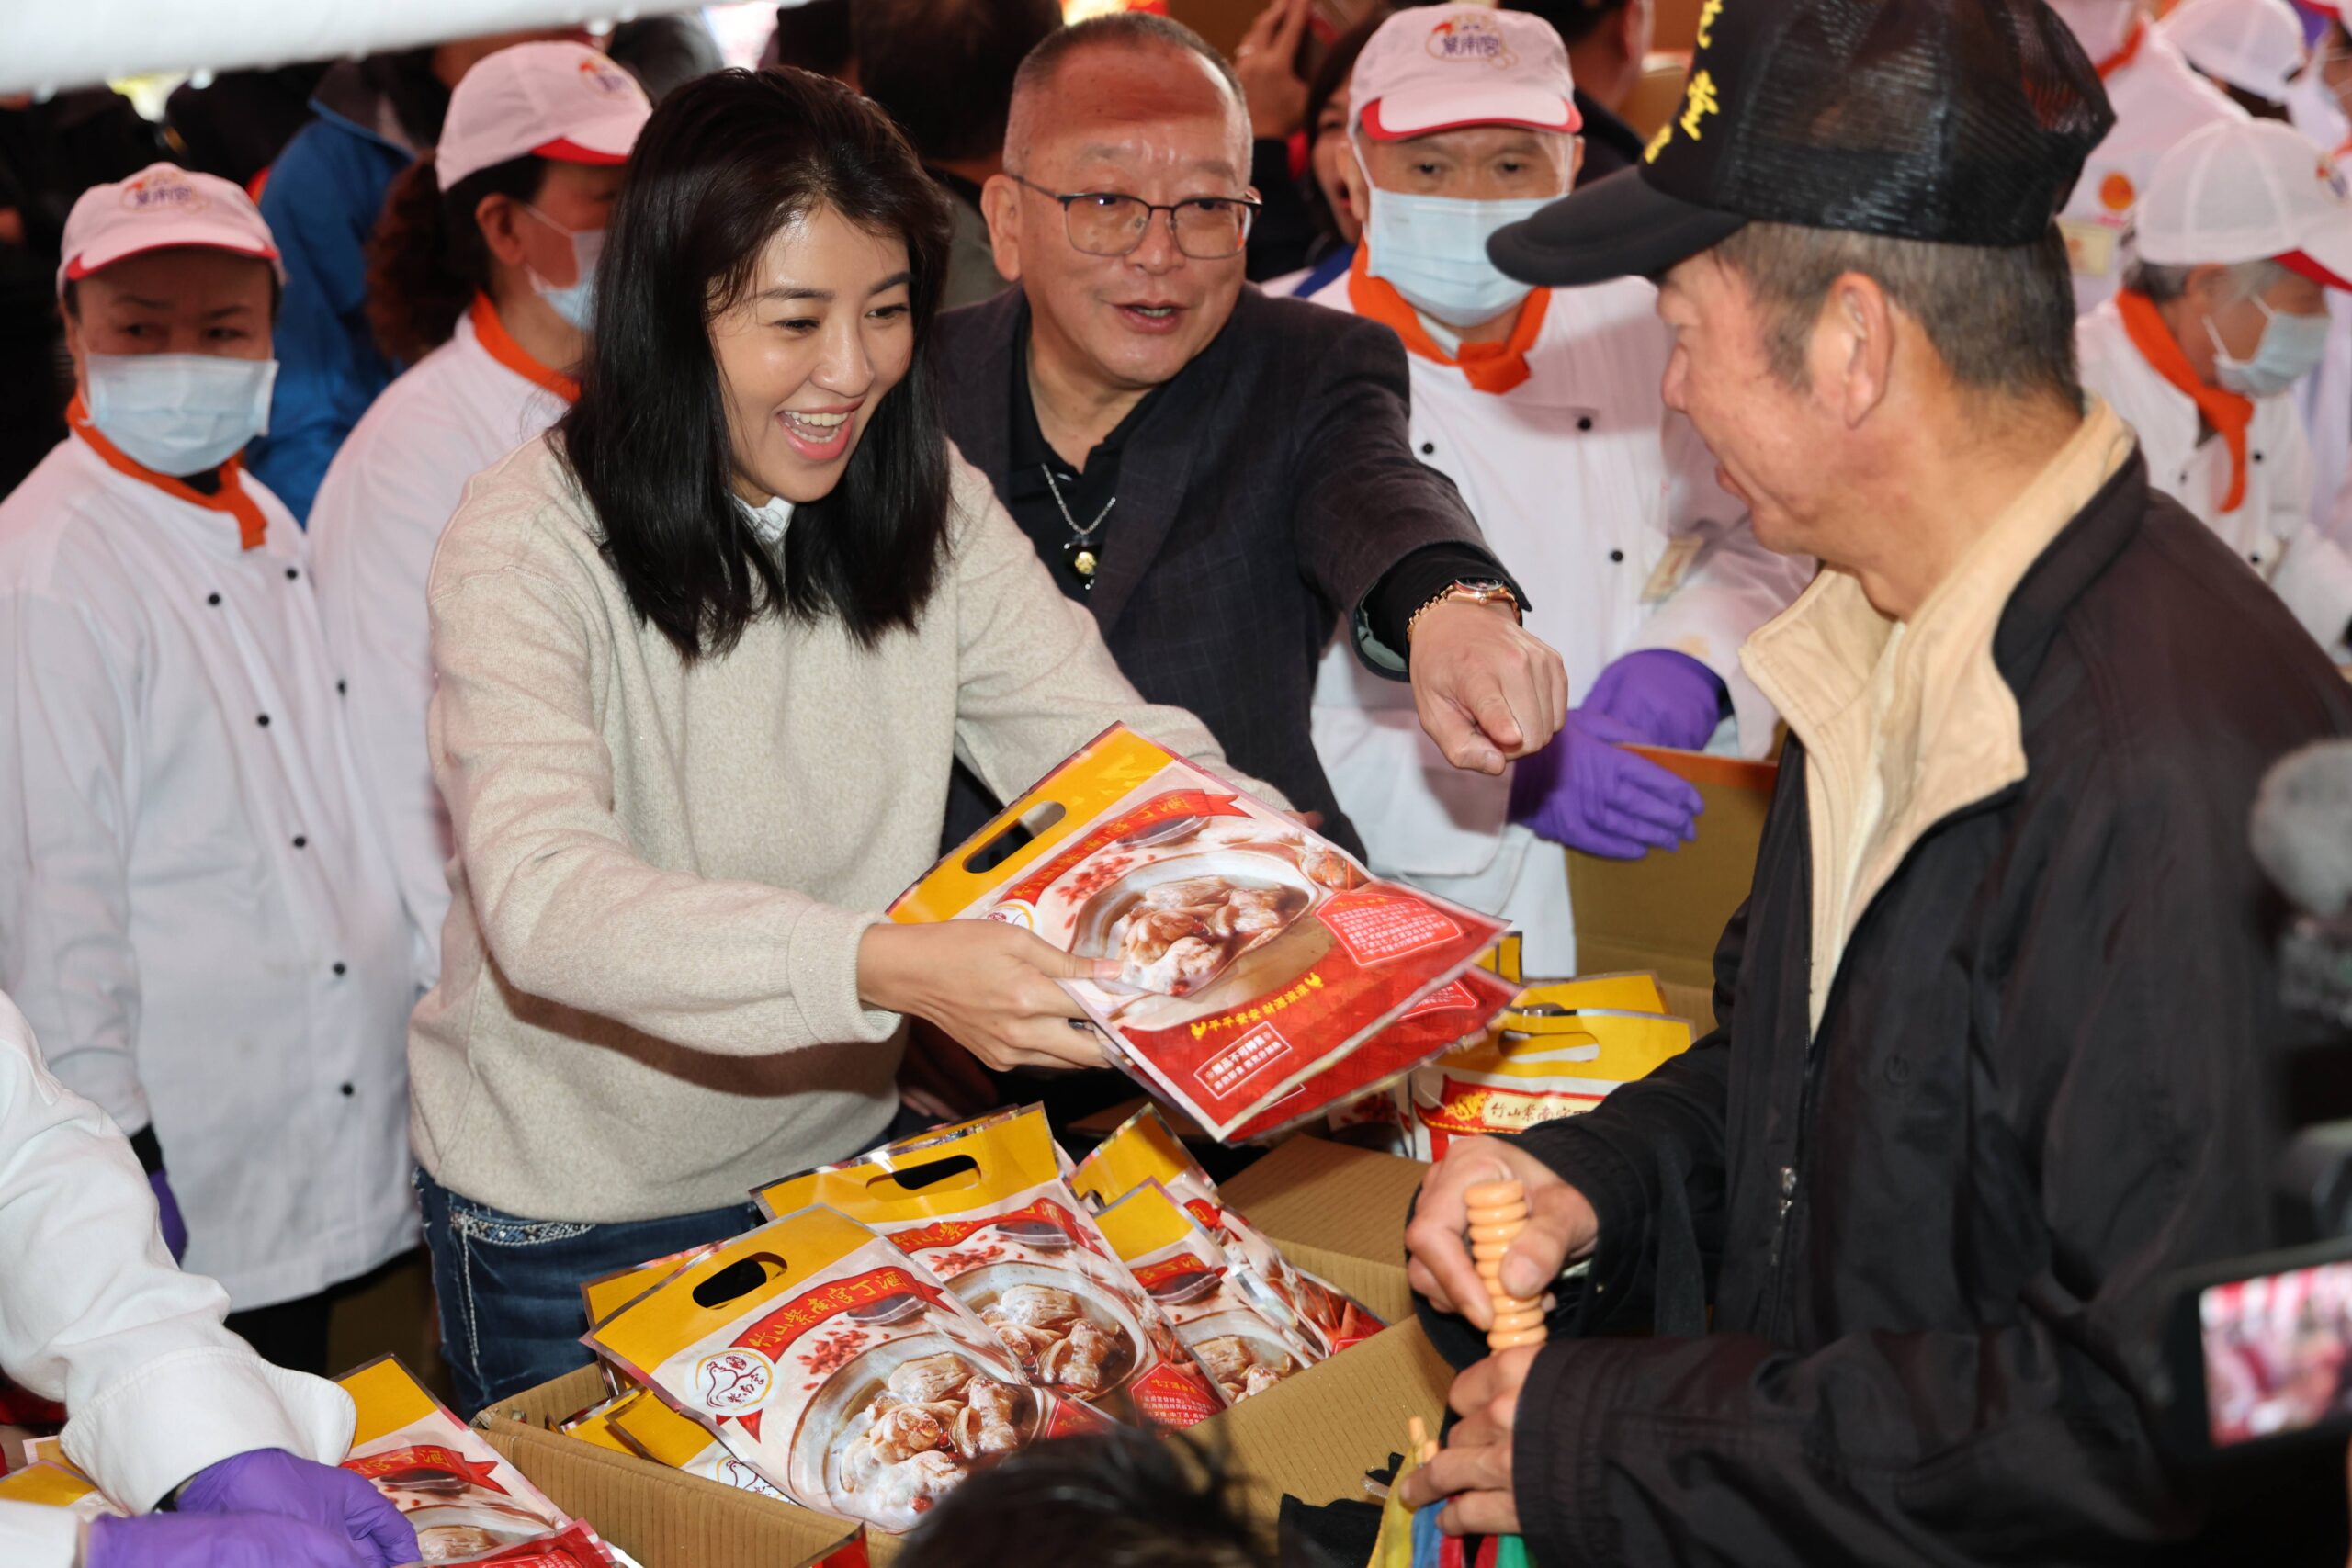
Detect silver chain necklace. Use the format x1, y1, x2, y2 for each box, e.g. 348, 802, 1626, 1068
1039, 462, 1114, 582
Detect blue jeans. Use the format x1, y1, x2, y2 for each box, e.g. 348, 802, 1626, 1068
413, 1168, 759, 1419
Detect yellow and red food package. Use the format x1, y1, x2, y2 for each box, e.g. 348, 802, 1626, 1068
890, 726, 1512, 1141
1071, 1105, 1381, 1358
1093, 1181, 1317, 1404
339, 1356, 621, 1566
752, 1105, 1223, 1429
585, 1205, 1105, 1536
0, 1460, 118, 1523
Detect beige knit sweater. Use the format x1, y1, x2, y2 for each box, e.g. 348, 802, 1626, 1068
408, 434, 1251, 1223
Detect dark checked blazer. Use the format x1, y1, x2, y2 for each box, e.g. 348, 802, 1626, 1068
930, 286, 1492, 860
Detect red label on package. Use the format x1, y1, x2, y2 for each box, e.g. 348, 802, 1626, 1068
1318, 890, 1464, 965
1126, 1362, 1226, 1427
1416, 1077, 1600, 1157
1129, 1253, 1224, 1292
887, 1195, 1101, 1259
730, 1266, 956, 1358
341, 1444, 511, 1496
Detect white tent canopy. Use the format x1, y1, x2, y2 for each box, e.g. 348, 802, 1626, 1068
0, 1, 712, 96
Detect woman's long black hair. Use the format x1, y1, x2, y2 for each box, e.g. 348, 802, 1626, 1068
558, 67, 954, 660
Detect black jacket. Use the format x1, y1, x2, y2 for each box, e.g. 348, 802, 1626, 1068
1423, 455, 2352, 1564
931, 287, 1492, 857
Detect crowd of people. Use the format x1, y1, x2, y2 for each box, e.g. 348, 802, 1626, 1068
2, 0, 2352, 1562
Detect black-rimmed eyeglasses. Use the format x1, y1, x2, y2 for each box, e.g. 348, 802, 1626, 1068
1005, 173, 1261, 260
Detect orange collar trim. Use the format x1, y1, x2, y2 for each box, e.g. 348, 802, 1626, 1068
1346, 244, 1548, 396
469, 294, 580, 403
2117, 288, 2251, 513
2098, 18, 2147, 78
68, 396, 267, 549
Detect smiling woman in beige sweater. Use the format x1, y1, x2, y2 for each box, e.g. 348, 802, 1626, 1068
405, 68, 1263, 1416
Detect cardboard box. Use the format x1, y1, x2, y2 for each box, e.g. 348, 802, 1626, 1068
474, 1366, 861, 1568
1219, 1136, 1428, 1283
1166, 1316, 1454, 1531
1566, 746, 1776, 992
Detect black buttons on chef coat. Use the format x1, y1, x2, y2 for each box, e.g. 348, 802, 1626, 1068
1577, 416, 1594, 431
206, 592, 221, 606
256, 713, 270, 727
2253, 451, 2265, 464
291, 835, 307, 849
336, 680, 347, 695
1609, 549, 1625, 563
340, 1082, 355, 1097
1420, 442, 1435, 456
286, 567, 300, 580
332, 962, 346, 976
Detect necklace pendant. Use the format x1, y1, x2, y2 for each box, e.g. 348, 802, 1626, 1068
1072, 547, 1099, 578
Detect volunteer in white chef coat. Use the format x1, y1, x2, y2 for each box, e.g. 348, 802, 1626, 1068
0, 166, 414, 1373
1305, 6, 1809, 976
311, 42, 650, 978
2285, 15, 2352, 545
0, 990, 416, 1568
2049, 0, 2245, 311
2078, 118, 2352, 659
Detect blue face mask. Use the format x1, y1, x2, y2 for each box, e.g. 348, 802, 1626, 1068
1361, 179, 1555, 331
2209, 292, 2333, 398
84, 352, 277, 476
525, 206, 606, 333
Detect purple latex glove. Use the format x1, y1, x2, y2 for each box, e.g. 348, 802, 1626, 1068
1510, 710, 1703, 859
1580, 649, 1729, 751
149, 1168, 187, 1261
175, 1449, 417, 1568
85, 1510, 381, 1568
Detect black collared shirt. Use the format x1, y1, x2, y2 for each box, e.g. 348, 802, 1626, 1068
1004, 321, 1167, 597
1002, 321, 1511, 650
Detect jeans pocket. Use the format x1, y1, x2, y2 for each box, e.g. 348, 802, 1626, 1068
444, 1193, 598, 1250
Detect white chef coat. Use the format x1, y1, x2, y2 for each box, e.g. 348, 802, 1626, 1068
2078, 297, 2352, 658
2285, 74, 2352, 550
0, 987, 355, 1567
310, 300, 573, 982
1305, 269, 1813, 975
0, 418, 418, 1310
2063, 24, 2247, 312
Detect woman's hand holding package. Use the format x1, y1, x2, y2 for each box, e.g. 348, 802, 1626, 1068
1396, 1343, 1539, 1537
1405, 1135, 1596, 1329
859, 922, 1117, 1072
1509, 710, 1703, 858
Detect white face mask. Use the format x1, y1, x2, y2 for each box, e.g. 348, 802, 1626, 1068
1362, 183, 1555, 331
524, 206, 605, 333
84, 352, 277, 477
2208, 293, 2333, 398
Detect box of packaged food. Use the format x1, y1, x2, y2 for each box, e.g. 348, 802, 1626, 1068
338, 1356, 625, 1565
585, 1206, 1106, 1537
474, 1366, 861, 1568
891, 726, 1512, 1141
1094, 1180, 1319, 1405
1072, 1107, 1382, 1358
752, 1105, 1224, 1429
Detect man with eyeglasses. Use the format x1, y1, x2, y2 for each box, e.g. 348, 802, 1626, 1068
930, 9, 1566, 872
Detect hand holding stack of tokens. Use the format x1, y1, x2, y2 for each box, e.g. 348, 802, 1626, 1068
1465, 1178, 1547, 1351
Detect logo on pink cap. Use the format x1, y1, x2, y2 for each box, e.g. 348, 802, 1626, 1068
577, 55, 636, 96
119, 169, 209, 216
1425, 15, 1519, 67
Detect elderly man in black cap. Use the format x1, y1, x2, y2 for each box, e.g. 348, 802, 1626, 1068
1400, 0, 2352, 1561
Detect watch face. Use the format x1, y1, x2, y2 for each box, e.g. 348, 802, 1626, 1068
1453, 581, 1508, 597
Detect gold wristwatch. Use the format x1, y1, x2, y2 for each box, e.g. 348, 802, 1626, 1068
1406, 580, 1522, 644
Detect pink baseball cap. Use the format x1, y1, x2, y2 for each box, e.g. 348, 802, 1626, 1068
1350, 5, 1579, 142
435, 41, 652, 192
56, 163, 283, 298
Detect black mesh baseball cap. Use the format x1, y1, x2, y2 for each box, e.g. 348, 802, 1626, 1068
1489, 0, 2119, 287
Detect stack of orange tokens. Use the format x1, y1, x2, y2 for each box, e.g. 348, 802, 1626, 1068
1465, 1178, 1547, 1352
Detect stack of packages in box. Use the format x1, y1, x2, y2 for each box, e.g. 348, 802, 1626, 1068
566, 1103, 1386, 1540
338, 1356, 635, 1566
1326, 968, 1698, 1159
890, 725, 1518, 1144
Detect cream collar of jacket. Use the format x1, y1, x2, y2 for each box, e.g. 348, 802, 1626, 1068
1740, 398, 2136, 1031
